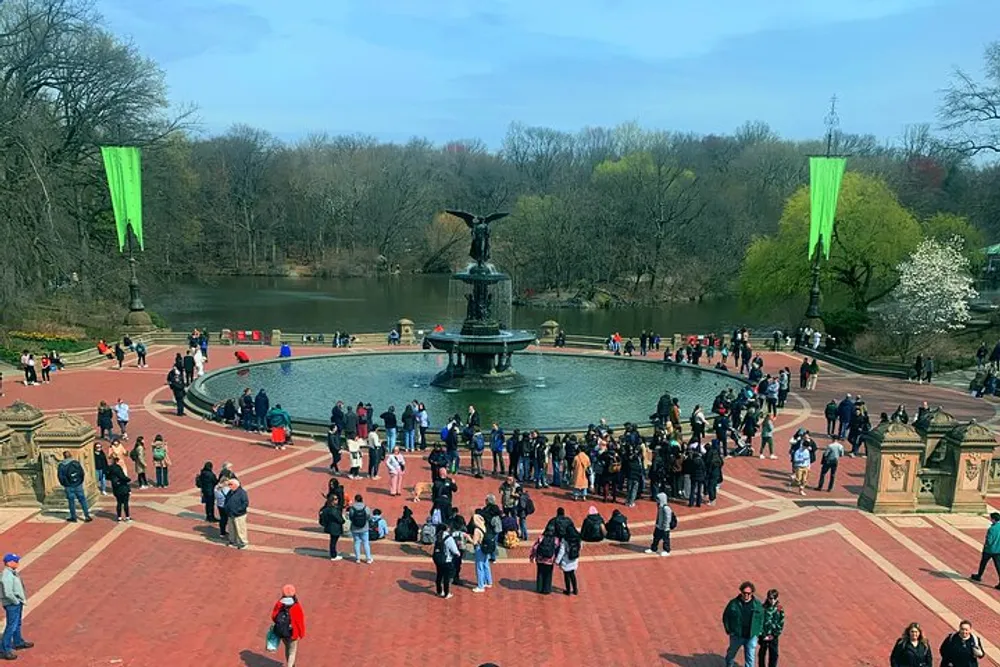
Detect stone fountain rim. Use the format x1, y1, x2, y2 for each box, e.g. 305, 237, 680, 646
186, 349, 750, 436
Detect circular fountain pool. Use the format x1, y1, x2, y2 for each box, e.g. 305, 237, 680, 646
192, 351, 746, 432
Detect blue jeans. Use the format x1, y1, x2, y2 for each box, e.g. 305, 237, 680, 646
403, 429, 415, 451
534, 464, 546, 486
726, 634, 758, 667
257, 414, 267, 431
352, 531, 371, 561
519, 457, 531, 481
551, 459, 562, 487
95, 469, 107, 494
474, 545, 493, 588
446, 449, 459, 473
518, 516, 528, 540
65, 484, 90, 521
386, 428, 397, 451
2, 604, 24, 653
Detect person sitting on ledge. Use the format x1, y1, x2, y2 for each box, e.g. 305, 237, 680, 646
234, 350, 250, 363
278, 343, 292, 358
387, 329, 401, 345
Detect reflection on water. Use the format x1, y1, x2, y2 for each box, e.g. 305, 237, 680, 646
199, 352, 745, 430
149, 276, 800, 337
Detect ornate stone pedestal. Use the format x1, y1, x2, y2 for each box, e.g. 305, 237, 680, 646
943, 421, 995, 513
397, 318, 415, 345
539, 320, 559, 345
34, 413, 99, 510
858, 422, 924, 514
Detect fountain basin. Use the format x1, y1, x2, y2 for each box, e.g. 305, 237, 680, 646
189, 351, 748, 433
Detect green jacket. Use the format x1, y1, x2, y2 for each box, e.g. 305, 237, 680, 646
722, 596, 764, 638
760, 603, 785, 638
985, 521, 1000, 554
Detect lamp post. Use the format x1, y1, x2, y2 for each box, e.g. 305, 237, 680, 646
123, 224, 152, 328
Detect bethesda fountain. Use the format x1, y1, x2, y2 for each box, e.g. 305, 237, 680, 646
424, 210, 536, 389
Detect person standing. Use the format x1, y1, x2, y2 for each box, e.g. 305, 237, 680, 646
169, 370, 186, 416
0, 554, 32, 660
255, 389, 270, 432
401, 404, 416, 452
56, 451, 93, 523
939, 620, 985, 667
432, 524, 461, 599
152, 435, 170, 488
135, 340, 147, 368
790, 442, 811, 496
970, 511, 1000, 588
815, 440, 845, 492
431, 468, 458, 522
758, 588, 785, 667
556, 528, 581, 595
824, 399, 838, 438
529, 526, 560, 595
571, 445, 591, 501
645, 492, 675, 557
270, 584, 305, 667
348, 494, 373, 564
319, 496, 345, 561
130, 436, 149, 489
196, 462, 218, 522
890, 622, 932, 667
215, 476, 231, 539
380, 406, 398, 452
107, 455, 132, 522
722, 581, 764, 667
114, 398, 130, 439
470, 512, 493, 593
386, 446, 405, 497
224, 478, 250, 549
93, 442, 109, 496
417, 402, 429, 450
97, 401, 115, 440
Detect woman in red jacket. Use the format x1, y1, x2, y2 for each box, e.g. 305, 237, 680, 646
271, 584, 306, 667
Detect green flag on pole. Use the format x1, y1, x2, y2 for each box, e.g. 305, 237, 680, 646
808, 156, 846, 260
100, 146, 144, 252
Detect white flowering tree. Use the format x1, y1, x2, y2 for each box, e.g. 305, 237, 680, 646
880, 236, 977, 361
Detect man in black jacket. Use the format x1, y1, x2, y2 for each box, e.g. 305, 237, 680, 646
224, 479, 250, 549
56, 451, 92, 523
431, 468, 457, 521
940, 620, 985, 667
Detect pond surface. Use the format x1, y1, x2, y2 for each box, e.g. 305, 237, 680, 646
196, 351, 746, 431
149, 275, 799, 337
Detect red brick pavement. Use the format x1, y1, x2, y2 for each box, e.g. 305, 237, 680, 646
1, 345, 999, 665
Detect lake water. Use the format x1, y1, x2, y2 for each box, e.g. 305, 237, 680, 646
148, 276, 799, 338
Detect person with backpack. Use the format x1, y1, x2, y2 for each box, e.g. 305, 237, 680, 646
470, 427, 485, 478
196, 461, 218, 522
151, 434, 171, 488
516, 488, 535, 541
270, 584, 305, 667
556, 530, 581, 595
394, 506, 419, 542
939, 620, 985, 667
645, 493, 675, 556
56, 451, 93, 523
432, 524, 461, 599
420, 514, 438, 545
348, 494, 373, 564
316, 496, 344, 560
470, 512, 495, 593
529, 526, 560, 595
130, 436, 149, 490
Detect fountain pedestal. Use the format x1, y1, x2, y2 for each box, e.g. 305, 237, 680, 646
426, 259, 534, 390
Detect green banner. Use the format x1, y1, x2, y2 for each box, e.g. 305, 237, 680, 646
808, 156, 846, 260
101, 146, 144, 252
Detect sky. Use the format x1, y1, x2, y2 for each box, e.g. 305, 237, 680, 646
95, 0, 999, 147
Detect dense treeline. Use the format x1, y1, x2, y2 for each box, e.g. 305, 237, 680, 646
3, 0, 1000, 325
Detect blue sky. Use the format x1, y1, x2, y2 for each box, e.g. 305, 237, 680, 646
95, 0, 998, 146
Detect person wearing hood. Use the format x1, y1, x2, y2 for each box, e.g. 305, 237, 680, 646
196, 461, 218, 522
401, 404, 416, 452
255, 389, 270, 431
270, 584, 305, 667
580, 506, 605, 542
319, 496, 345, 561
646, 493, 675, 556
394, 506, 419, 542
530, 525, 561, 595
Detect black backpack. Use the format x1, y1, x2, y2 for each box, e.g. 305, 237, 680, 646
273, 605, 293, 640
349, 506, 368, 530
519, 494, 535, 516
432, 535, 448, 565
537, 535, 556, 560
64, 461, 84, 487
566, 537, 581, 561
481, 519, 498, 556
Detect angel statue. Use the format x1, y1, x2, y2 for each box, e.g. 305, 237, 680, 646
445, 210, 510, 265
